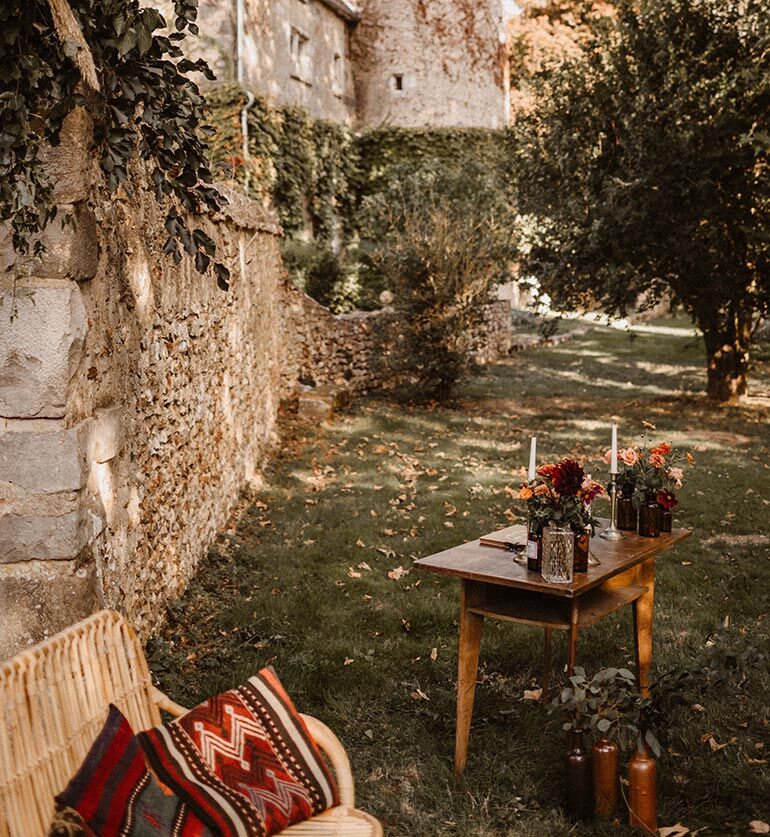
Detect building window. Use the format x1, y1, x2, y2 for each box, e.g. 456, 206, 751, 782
390, 73, 404, 93
333, 53, 344, 97
290, 28, 310, 82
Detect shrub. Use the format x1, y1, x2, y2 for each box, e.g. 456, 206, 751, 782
361, 163, 516, 401
281, 239, 360, 313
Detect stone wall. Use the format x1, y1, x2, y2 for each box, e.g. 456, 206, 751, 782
350, 0, 511, 129
282, 286, 396, 394
0, 109, 289, 656
0, 109, 512, 659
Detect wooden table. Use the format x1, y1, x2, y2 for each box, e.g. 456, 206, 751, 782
414, 522, 691, 774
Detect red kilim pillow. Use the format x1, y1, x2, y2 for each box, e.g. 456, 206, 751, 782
139, 668, 340, 836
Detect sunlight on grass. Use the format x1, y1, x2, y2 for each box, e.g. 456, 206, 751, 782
148, 323, 770, 837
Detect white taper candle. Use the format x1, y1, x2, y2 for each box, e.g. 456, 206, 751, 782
610, 424, 618, 474
528, 436, 537, 482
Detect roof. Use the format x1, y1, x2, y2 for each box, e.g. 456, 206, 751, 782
318, 0, 361, 23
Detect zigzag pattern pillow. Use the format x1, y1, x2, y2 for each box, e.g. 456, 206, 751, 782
139, 668, 339, 836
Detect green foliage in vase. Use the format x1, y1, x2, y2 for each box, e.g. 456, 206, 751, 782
512, 0, 770, 402
359, 163, 517, 402
0, 0, 229, 288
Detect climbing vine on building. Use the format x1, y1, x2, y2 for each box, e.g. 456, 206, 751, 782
205, 85, 357, 242
0, 0, 230, 288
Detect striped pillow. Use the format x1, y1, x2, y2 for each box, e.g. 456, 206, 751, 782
138, 668, 339, 836
54, 704, 210, 836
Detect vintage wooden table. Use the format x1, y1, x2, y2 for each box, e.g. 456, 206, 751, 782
414, 522, 691, 774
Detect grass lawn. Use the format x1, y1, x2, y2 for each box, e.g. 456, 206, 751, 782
148, 320, 770, 836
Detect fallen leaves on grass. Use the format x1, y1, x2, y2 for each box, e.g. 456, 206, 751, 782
343, 657, 354, 666
409, 688, 429, 701
522, 689, 542, 701
749, 822, 770, 835
701, 733, 728, 752
658, 824, 690, 837
347, 567, 361, 578
430, 647, 438, 661
387, 565, 408, 580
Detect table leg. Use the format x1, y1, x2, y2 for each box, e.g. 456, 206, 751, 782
633, 558, 655, 696
542, 628, 553, 701
455, 580, 484, 775
567, 599, 579, 676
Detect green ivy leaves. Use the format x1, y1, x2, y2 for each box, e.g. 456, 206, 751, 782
0, 0, 229, 288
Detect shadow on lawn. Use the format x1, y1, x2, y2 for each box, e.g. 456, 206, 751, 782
148, 323, 770, 837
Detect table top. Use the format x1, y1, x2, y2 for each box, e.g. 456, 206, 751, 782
414, 521, 692, 599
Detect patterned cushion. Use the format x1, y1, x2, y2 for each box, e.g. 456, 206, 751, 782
139, 668, 340, 836
55, 705, 211, 837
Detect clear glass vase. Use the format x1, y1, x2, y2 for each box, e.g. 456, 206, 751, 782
541, 525, 574, 584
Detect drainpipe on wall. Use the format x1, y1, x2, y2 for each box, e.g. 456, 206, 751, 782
235, 0, 254, 194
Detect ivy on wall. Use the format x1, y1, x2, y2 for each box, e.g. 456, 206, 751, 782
204, 84, 513, 246
205, 85, 356, 242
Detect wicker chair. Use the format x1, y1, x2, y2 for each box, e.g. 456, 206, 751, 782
0, 610, 383, 837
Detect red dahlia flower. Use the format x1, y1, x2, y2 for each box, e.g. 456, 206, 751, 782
656, 490, 679, 511
551, 458, 585, 497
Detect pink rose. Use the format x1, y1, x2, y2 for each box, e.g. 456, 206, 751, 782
667, 467, 684, 487
603, 449, 613, 465
619, 448, 639, 466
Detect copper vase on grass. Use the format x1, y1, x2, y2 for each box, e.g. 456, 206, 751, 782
565, 730, 593, 820
628, 742, 657, 832
592, 737, 619, 817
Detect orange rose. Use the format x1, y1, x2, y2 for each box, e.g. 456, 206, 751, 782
519, 485, 533, 500
649, 452, 665, 468
534, 483, 550, 497
650, 443, 672, 457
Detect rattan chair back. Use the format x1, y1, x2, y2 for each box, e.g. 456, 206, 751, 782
0, 610, 159, 836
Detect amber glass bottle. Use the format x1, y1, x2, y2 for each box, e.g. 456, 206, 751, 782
628, 743, 657, 832
617, 495, 638, 531
638, 493, 661, 537
592, 737, 619, 817
573, 529, 590, 573
565, 730, 593, 819
527, 519, 542, 572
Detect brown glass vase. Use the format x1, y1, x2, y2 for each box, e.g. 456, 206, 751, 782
527, 522, 542, 572
592, 737, 619, 817
573, 530, 590, 573
660, 508, 672, 533
565, 729, 593, 820
617, 495, 638, 531
628, 743, 657, 832
638, 493, 661, 538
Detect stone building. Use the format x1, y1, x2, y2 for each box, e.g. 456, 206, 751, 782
174, 0, 511, 129
351, 0, 511, 129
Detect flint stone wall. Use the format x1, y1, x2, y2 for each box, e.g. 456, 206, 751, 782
0, 109, 511, 659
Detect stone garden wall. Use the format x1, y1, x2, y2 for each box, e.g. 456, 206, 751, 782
0, 110, 512, 659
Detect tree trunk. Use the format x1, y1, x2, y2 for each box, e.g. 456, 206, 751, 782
702, 310, 752, 403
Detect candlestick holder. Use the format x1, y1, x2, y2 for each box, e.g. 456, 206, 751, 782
600, 474, 624, 540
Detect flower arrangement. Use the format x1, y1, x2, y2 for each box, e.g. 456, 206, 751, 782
520, 457, 605, 533
604, 422, 693, 510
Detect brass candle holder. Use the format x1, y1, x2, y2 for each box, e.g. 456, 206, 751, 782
600, 474, 624, 540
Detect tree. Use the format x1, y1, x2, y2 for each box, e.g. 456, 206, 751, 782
513, 0, 770, 401
361, 164, 516, 402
